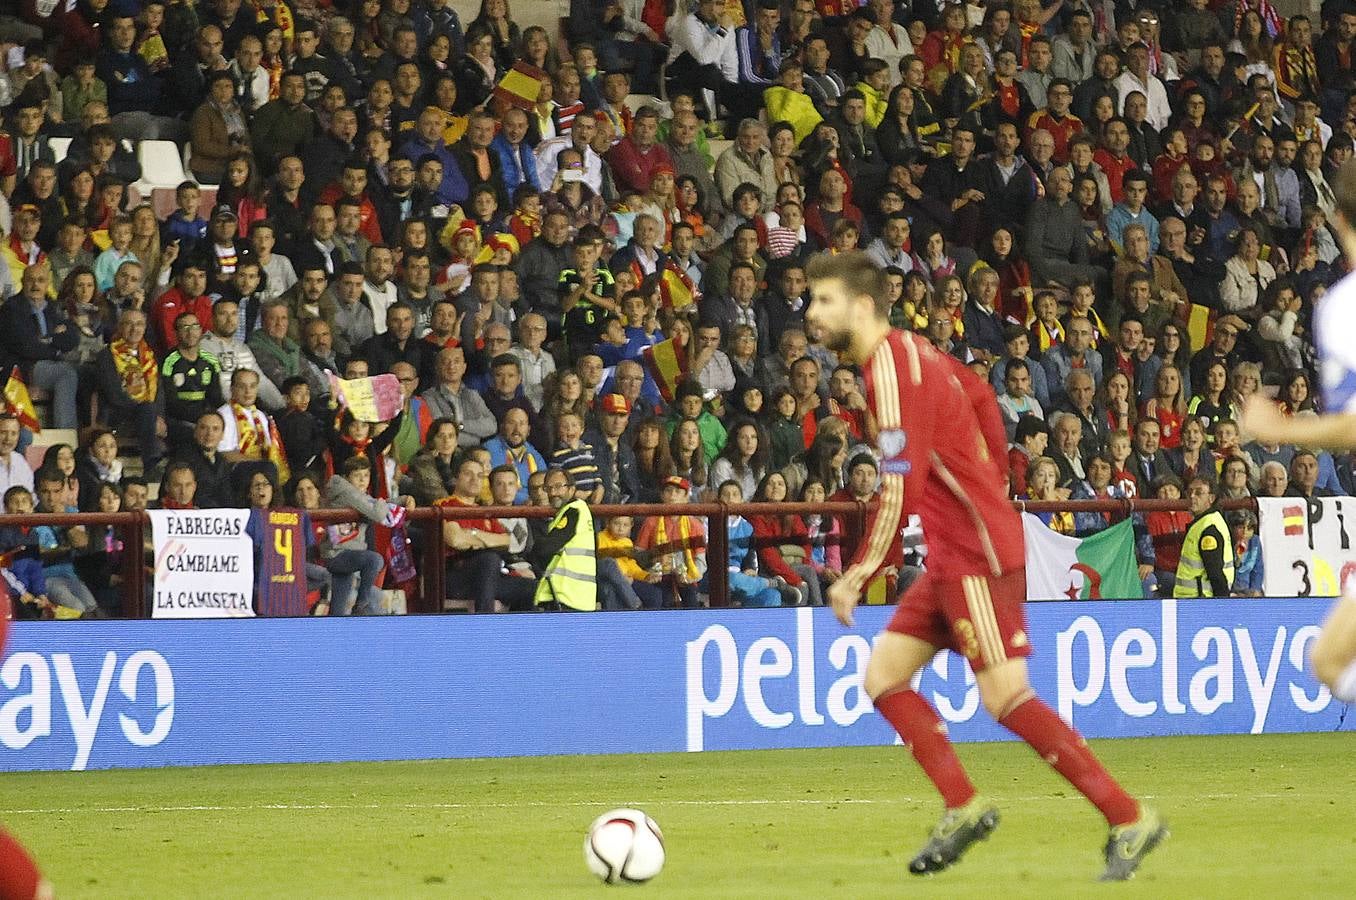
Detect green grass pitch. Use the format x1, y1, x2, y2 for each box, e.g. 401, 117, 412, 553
4, 733, 1356, 898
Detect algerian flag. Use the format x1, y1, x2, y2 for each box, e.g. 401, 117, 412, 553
1021, 513, 1144, 601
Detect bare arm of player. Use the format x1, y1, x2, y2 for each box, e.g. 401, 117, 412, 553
1242, 395, 1356, 451
830, 336, 934, 626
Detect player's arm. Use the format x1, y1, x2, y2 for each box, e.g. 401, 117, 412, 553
834, 339, 933, 625
1242, 395, 1356, 451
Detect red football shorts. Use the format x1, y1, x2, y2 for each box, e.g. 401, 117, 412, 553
886, 569, 1032, 671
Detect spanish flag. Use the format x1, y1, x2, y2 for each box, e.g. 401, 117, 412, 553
658, 261, 698, 312
493, 62, 548, 111
1187, 303, 1214, 354
1283, 505, 1305, 536
4, 366, 40, 433
642, 335, 689, 403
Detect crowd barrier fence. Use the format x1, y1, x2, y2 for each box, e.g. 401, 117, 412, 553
0, 497, 1262, 617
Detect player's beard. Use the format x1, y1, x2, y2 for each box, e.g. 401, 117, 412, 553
820, 324, 854, 355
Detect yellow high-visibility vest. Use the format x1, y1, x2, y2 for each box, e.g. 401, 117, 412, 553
534, 498, 598, 611
1174, 509, 1235, 598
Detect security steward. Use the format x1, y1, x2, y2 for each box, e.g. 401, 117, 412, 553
533, 468, 598, 611
160, 311, 223, 451
1174, 476, 1235, 598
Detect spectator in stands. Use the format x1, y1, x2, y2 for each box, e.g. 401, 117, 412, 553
249, 302, 305, 401
1008, 415, 1050, 496
321, 456, 404, 616
190, 71, 251, 184
217, 368, 287, 481
157, 462, 199, 510
483, 406, 544, 504
0, 415, 34, 498
1287, 450, 1334, 499
438, 454, 535, 612
95, 14, 161, 122
165, 411, 231, 509
0, 477, 96, 616
407, 417, 460, 506
2, 264, 79, 429
634, 474, 707, 608
1048, 412, 1086, 488
420, 345, 495, 449
95, 308, 165, 474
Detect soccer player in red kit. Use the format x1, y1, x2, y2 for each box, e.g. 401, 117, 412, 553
0, 600, 51, 900
805, 252, 1166, 881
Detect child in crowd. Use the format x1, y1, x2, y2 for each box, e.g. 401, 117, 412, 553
550, 411, 604, 504
718, 481, 796, 607
634, 476, 707, 609
508, 186, 543, 247
277, 378, 329, 475
0, 484, 98, 617
1230, 510, 1264, 597
1146, 475, 1191, 597
595, 515, 647, 611
161, 182, 207, 253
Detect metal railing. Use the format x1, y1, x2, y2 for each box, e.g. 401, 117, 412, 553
2, 496, 1262, 617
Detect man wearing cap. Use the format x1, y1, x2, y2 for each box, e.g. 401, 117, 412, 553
204, 204, 256, 293
0, 205, 45, 293
585, 393, 642, 504
152, 256, 216, 351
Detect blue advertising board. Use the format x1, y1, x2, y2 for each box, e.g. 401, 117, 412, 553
0, 599, 1349, 772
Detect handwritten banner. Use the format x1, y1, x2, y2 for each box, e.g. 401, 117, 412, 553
328, 372, 404, 422
1258, 496, 1356, 598
148, 509, 256, 618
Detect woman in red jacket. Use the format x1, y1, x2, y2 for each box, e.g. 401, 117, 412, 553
748, 472, 823, 607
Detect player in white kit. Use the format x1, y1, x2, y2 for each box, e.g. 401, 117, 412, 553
1243, 158, 1356, 702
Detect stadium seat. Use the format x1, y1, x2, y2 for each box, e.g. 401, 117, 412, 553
623, 94, 664, 115
136, 140, 188, 191
708, 139, 734, 161
181, 143, 219, 189
48, 136, 71, 163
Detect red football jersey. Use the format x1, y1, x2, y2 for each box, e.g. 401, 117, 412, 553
848, 329, 1025, 582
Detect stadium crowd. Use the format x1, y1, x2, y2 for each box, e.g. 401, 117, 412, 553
0, 0, 1352, 616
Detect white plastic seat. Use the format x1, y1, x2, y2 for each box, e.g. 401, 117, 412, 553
48, 136, 71, 163
136, 139, 189, 190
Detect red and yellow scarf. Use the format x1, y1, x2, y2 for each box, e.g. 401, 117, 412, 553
232, 403, 290, 483
110, 338, 158, 403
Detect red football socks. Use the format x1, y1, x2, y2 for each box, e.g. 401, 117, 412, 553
875, 690, 977, 808
999, 697, 1139, 827
0, 828, 43, 900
